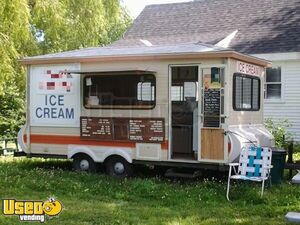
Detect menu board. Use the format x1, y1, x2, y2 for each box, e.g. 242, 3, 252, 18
129, 119, 164, 142
80, 117, 113, 140
204, 89, 220, 115
203, 89, 220, 127
80, 117, 164, 143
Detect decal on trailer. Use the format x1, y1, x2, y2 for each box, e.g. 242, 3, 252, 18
30, 64, 80, 127
38, 70, 73, 92
236, 61, 262, 76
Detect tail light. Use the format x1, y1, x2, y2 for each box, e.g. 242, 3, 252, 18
228, 137, 232, 154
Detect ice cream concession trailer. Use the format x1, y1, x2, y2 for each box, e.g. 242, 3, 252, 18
18, 43, 275, 177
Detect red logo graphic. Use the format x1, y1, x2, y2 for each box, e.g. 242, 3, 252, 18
39, 70, 73, 92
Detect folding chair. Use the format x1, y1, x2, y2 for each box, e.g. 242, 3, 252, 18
226, 145, 273, 201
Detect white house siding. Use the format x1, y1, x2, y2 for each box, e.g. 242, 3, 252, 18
262, 59, 300, 141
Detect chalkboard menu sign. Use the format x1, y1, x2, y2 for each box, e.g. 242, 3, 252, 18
203, 89, 220, 127
80, 117, 164, 143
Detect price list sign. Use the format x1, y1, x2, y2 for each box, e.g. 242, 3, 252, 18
80, 117, 165, 143
203, 89, 221, 127
204, 89, 220, 115
129, 119, 164, 142
80, 117, 113, 140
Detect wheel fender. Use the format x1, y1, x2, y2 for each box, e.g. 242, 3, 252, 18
18, 124, 28, 153
67, 145, 97, 162
227, 133, 242, 163
103, 148, 132, 164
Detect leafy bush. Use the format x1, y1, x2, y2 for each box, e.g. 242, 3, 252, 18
0, 85, 25, 138
264, 118, 293, 148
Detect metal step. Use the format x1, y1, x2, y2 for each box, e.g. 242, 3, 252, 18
164, 168, 202, 179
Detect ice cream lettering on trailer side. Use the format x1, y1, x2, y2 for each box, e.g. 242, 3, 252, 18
35, 95, 74, 119
30, 64, 80, 127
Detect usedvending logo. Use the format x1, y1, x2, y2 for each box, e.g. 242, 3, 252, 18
2, 197, 63, 222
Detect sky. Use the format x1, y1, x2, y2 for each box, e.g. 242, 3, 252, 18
122, 0, 192, 18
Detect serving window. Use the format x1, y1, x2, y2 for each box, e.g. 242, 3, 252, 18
233, 73, 260, 111
83, 74, 156, 109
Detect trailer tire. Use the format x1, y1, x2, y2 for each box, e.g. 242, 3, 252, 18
105, 156, 133, 178
72, 154, 97, 173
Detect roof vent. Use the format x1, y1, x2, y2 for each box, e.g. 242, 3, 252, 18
140, 39, 153, 47
215, 30, 238, 48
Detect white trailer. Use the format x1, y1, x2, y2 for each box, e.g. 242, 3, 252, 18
18, 43, 274, 177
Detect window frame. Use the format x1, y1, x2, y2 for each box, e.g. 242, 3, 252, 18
264, 67, 282, 100
171, 81, 198, 102
233, 73, 261, 111
83, 74, 156, 110
137, 81, 155, 101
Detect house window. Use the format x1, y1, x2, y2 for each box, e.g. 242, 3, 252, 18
233, 73, 260, 111
265, 67, 281, 100
83, 74, 156, 109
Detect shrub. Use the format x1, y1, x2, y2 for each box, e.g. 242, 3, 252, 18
264, 118, 293, 148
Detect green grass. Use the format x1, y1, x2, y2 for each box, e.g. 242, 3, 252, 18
0, 157, 299, 225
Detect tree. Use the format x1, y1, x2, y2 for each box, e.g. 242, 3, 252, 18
0, 0, 132, 138
0, 85, 25, 138
30, 0, 131, 54
0, 0, 37, 94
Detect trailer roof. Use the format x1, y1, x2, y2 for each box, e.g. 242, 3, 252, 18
20, 42, 270, 67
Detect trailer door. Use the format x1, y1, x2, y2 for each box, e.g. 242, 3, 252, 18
198, 66, 226, 162
170, 66, 199, 160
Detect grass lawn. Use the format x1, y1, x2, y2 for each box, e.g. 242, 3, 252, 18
0, 157, 299, 225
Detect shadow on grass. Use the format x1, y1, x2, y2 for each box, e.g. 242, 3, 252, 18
0, 157, 289, 194
21, 158, 73, 170
12, 157, 230, 184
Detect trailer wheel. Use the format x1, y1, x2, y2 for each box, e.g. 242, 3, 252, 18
73, 154, 97, 173
105, 156, 133, 178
